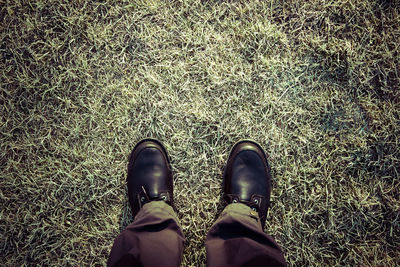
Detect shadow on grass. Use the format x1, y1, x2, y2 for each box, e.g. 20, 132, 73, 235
119, 190, 133, 232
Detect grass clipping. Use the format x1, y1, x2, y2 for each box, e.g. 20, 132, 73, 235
1, 0, 399, 266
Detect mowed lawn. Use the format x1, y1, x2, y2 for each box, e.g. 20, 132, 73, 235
1, 0, 399, 266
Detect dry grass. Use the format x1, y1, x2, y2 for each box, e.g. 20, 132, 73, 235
1, 0, 399, 266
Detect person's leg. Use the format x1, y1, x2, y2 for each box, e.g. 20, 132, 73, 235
108, 139, 184, 267
206, 140, 286, 267
206, 203, 285, 267
108, 201, 184, 267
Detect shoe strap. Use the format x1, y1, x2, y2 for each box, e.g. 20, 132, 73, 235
224, 194, 263, 211
137, 186, 171, 208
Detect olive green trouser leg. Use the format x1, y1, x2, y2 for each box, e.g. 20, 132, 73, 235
206, 203, 287, 267
108, 201, 185, 267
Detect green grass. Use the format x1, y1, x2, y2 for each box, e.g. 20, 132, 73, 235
1, 0, 399, 266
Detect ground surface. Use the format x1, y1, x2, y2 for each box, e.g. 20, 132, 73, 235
1, 0, 399, 266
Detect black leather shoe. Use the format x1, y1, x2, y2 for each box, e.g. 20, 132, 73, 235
223, 140, 271, 228
127, 139, 173, 218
